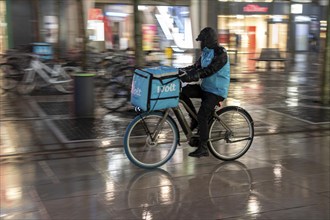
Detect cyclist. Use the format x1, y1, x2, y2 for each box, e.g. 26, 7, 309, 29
180, 27, 230, 158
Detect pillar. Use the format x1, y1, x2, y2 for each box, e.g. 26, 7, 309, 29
321, 10, 330, 105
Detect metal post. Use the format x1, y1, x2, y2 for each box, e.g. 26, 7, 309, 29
287, 0, 295, 63
321, 10, 330, 105
55, 0, 61, 60
32, 0, 41, 42
76, 0, 87, 70
5, 0, 12, 48
134, 0, 144, 67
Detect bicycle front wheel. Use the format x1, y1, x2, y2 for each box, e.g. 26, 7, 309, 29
208, 106, 254, 161
100, 82, 129, 111
124, 112, 179, 169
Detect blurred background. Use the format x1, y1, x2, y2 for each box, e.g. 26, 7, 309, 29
0, 0, 329, 104
0, 0, 328, 58
0, 2, 329, 219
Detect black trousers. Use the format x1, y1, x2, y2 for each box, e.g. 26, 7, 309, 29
180, 84, 224, 143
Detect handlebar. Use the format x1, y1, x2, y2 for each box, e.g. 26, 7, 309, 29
178, 68, 187, 78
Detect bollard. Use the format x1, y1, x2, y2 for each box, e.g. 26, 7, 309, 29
165, 47, 173, 60
73, 72, 95, 117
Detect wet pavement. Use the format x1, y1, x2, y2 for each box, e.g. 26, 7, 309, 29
1, 52, 329, 219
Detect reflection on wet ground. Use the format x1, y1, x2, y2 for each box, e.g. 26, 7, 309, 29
0, 52, 329, 219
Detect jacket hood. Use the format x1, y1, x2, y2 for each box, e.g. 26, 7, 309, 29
196, 27, 218, 49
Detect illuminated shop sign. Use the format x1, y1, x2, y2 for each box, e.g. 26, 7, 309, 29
88, 8, 104, 20
291, 4, 303, 14
243, 4, 269, 13
88, 8, 105, 41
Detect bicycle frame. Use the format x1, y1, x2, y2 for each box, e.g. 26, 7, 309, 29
125, 99, 254, 168
147, 100, 233, 144
25, 58, 71, 84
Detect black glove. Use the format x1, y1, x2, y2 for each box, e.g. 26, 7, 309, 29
180, 69, 200, 82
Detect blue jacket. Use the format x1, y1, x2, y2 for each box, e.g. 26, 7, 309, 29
195, 46, 230, 98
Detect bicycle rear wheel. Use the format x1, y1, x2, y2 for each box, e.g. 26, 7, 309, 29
208, 106, 254, 161
124, 112, 179, 169
0, 63, 21, 90
100, 82, 129, 111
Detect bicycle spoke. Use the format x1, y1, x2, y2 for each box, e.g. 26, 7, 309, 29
208, 106, 254, 161
124, 112, 178, 169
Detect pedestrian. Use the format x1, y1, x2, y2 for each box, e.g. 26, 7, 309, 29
179, 27, 230, 158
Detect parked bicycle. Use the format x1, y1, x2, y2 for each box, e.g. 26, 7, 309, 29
124, 91, 254, 169
99, 60, 161, 112
66, 47, 135, 83
99, 66, 134, 111
0, 49, 33, 91
0, 53, 78, 94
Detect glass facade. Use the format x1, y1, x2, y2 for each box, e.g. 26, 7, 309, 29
218, 14, 288, 52
94, 4, 193, 51
217, 1, 327, 52
3, 0, 327, 54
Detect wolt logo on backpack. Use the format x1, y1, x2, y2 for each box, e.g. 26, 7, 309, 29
157, 83, 176, 93
131, 82, 142, 96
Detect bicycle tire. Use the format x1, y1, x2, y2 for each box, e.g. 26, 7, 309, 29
208, 106, 254, 161
112, 66, 134, 86
0, 63, 21, 90
124, 112, 179, 169
100, 82, 129, 111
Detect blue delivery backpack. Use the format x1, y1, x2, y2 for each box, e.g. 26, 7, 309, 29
131, 66, 180, 111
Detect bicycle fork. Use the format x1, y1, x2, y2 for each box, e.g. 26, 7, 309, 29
140, 109, 171, 144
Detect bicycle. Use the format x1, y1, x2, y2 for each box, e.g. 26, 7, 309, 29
123, 93, 254, 169
1, 53, 78, 94
99, 60, 161, 112
99, 66, 134, 111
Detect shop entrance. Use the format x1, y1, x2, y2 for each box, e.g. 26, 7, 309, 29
268, 22, 288, 51
295, 23, 309, 51
218, 15, 268, 52
247, 26, 256, 51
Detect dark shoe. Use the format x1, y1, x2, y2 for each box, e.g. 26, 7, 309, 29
188, 142, 209, 158
190, 119, 198, 131
188, 136, 200, 147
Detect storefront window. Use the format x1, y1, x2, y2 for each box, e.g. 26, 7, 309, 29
103, 4, 193, 51
0, 0, 7, 53
218, 14, 288, 52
